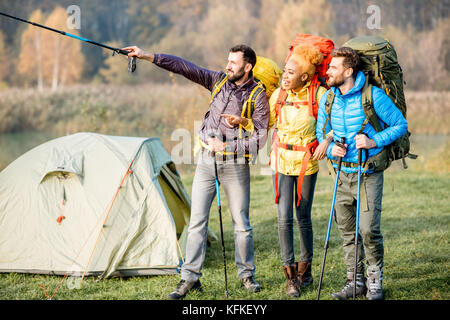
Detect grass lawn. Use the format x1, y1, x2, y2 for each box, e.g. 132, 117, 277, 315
0, 169, 448, 301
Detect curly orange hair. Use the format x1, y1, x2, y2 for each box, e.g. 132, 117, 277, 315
288, 44, 323, 81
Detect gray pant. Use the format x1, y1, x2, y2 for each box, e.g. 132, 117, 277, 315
181, 152, 255, 281
334, 171, 384, 274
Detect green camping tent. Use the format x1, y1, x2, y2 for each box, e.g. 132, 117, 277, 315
0, 132, 205, 278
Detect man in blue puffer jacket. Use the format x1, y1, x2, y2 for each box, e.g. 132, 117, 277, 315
316, 47, 408, 300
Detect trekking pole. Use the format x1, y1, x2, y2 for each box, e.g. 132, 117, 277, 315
211, 147, 229, 298
317, 137, 345, 300
0, 11, 136, 72
353, 147, 363, 299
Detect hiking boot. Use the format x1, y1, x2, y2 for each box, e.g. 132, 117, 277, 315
283, 264, 300, 297
331, 272, 367, 300
297, 261, 313, 288
366, 268, 383, 300
167, 279, 202, 300
241, 276, 261, 292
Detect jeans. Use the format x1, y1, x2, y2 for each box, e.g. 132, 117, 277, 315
273, 171, 318, 266
181, 151, 255, 281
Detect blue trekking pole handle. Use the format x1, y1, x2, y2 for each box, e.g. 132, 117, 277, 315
353, 147, 363, 298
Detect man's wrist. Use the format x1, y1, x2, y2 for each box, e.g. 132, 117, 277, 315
370, 138, 377, 148
142, 52, 155, 63
326, 135, 333, 143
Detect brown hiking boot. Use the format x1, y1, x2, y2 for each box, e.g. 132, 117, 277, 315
297, 261, 313, 288
283, 264, 300, 297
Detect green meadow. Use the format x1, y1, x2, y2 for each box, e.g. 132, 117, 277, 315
0, 85, 448, 300
0, 169, 448, 300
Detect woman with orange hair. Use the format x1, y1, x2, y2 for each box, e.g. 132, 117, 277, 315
269, 44, 332, 297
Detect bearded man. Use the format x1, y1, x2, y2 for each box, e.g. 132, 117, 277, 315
316, 47, 407, 300
124, 44, 269, 299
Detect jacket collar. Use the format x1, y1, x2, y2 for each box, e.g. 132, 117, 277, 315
289, 80, 312, 96
331, 71, 365, 97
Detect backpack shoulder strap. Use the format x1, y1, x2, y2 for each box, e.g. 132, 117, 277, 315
360, 78, 383, 133
238, 82, 265, 139
308, 76, 320, 119
210, 72, 228, 103
274, 88, 288, 123
322, 90, 335, 139
244, 82, 265, 118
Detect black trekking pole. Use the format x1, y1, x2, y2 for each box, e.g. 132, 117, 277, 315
353, 147, 363, 299
0, 11, 136, 72
210, 138, 229, 298
317, 137, 345, 300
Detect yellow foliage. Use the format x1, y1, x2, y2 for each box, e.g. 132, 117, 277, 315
17, 9, 45, 90
272, 0, 333, 64
42, 7, 84, 90
17, 7, 85, 91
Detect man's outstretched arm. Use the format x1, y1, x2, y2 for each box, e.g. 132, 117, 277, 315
123, 46, 220, 91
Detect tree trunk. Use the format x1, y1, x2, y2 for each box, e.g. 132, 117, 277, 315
51, 38, 60, 91
34, 30, 43, 92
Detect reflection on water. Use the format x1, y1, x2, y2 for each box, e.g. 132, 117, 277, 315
0, 132, 57, 170
0, 132, 448, 174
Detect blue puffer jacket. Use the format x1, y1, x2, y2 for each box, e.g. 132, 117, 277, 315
316, 71, 408, 173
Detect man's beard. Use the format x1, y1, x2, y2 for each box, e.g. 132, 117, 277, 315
227, 66, 246, 83
327, 74, 344, 87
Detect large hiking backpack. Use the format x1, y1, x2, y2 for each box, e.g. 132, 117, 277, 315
343, 35, 417, 170
276, 34, 335, 121
210, 55, 281, 118
253, 56, 282, 99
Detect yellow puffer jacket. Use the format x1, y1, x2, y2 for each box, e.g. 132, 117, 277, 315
269, 82, 327, 176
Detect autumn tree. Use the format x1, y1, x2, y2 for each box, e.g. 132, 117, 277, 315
272, 0, 333, 65
251, 0, 280, 58
41, 6, 84, 91
198, 0, 258, 69
0, 30, 8, 89
17, 9, 45, 91
127, 0, 171, 47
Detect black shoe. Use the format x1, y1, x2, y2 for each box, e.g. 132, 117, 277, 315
167, 279, 202, 300
241, 276, 261, 292
331, 273, 367, 300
